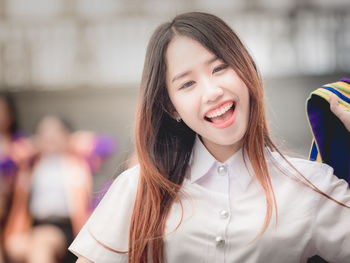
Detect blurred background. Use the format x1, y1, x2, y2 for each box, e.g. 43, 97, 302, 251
1, 0, 350, 181
0, 0, 349, 262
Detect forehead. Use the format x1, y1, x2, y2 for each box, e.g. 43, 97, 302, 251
166, 36, 215, 77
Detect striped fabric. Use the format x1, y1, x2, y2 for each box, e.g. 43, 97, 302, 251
306, 78, 350, 183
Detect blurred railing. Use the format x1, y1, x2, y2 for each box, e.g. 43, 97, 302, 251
0, 0, 349, 90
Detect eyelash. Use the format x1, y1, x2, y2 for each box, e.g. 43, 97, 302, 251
212, 64, 228, 73
179, 64, 228, 90
180, 80, 195, 89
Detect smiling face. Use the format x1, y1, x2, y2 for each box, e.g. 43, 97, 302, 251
166, 36, 250, 162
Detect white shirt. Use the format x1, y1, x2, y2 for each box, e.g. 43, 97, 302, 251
30, 154, 90, 220
69, 137, 350, 263
30, 155, 71, 219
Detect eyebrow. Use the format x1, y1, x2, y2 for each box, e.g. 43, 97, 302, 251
171, 56, 219, 84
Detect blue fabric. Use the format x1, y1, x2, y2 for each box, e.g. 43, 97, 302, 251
309, 141, 318, 162
306, 78, 350, 183
321, 86, 350, 104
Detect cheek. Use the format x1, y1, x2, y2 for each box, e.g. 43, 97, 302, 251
242, 96, 250, 123
170, 92, 198, 116
235, 84, 250, 126
239, 82, 250, 106
168, 93, 180, 113
173, 101, 191, 120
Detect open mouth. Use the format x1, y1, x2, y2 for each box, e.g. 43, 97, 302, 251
204, 101, 236, 124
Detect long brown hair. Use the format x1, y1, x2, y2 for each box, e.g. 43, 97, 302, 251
130, 12, 348, 262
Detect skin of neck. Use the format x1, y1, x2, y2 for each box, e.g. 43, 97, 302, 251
199, 136, 243, 163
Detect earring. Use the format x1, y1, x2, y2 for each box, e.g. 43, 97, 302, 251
176, 117, 181, 122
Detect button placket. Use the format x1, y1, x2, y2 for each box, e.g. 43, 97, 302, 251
215, 208, 229, 249
214, 163, 230, 252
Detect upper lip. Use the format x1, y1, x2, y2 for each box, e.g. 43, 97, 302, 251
203, 100, 236, 118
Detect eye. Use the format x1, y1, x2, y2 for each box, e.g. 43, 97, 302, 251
212, 64, 228, 74
180, 80, 195, 89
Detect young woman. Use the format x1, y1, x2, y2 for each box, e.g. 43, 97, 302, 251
69, 12, 350, 263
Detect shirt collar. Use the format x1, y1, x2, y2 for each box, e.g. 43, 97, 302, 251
188, 136, 253, 191
188, 136, 216, 183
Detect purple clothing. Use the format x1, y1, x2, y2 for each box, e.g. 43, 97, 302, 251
307, 78, 350, 182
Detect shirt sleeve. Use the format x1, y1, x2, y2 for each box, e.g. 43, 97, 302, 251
311, 164, 350, 262
68, 165, 140, 263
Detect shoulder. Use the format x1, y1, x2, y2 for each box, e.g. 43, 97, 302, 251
268, 151, 345, 191
74, 165, 141, 252
269, 150, 332, 172
108, 164, 140, 193
118, 164, 140, 181
286, 156, 333, 177
95, 164, 140, 210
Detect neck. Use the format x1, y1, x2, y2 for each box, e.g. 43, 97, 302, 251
200, 137, 242, 163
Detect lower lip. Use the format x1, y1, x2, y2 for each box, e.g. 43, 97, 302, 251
209, 106, 237, 129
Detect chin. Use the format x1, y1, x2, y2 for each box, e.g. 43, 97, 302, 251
207, 136, 244, 148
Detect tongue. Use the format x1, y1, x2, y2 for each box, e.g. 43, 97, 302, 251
210, 108, 233, 124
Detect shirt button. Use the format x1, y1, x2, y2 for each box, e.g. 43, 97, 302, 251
217, 165, 227, 175
219, 209, 229, 219
215, 236, 225, 247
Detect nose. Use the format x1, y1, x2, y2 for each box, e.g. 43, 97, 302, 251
202, 78, 224, 103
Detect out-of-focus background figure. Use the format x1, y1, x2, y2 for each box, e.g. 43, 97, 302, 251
0, 94, 34, 263
4, 115, 92, 263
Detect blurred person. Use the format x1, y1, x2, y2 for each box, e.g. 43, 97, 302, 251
0, 93, 34, 263
70, 12, 350, 263
4, 115, 92, 263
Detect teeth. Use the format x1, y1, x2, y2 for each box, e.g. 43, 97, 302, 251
206, 102, 233, 118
